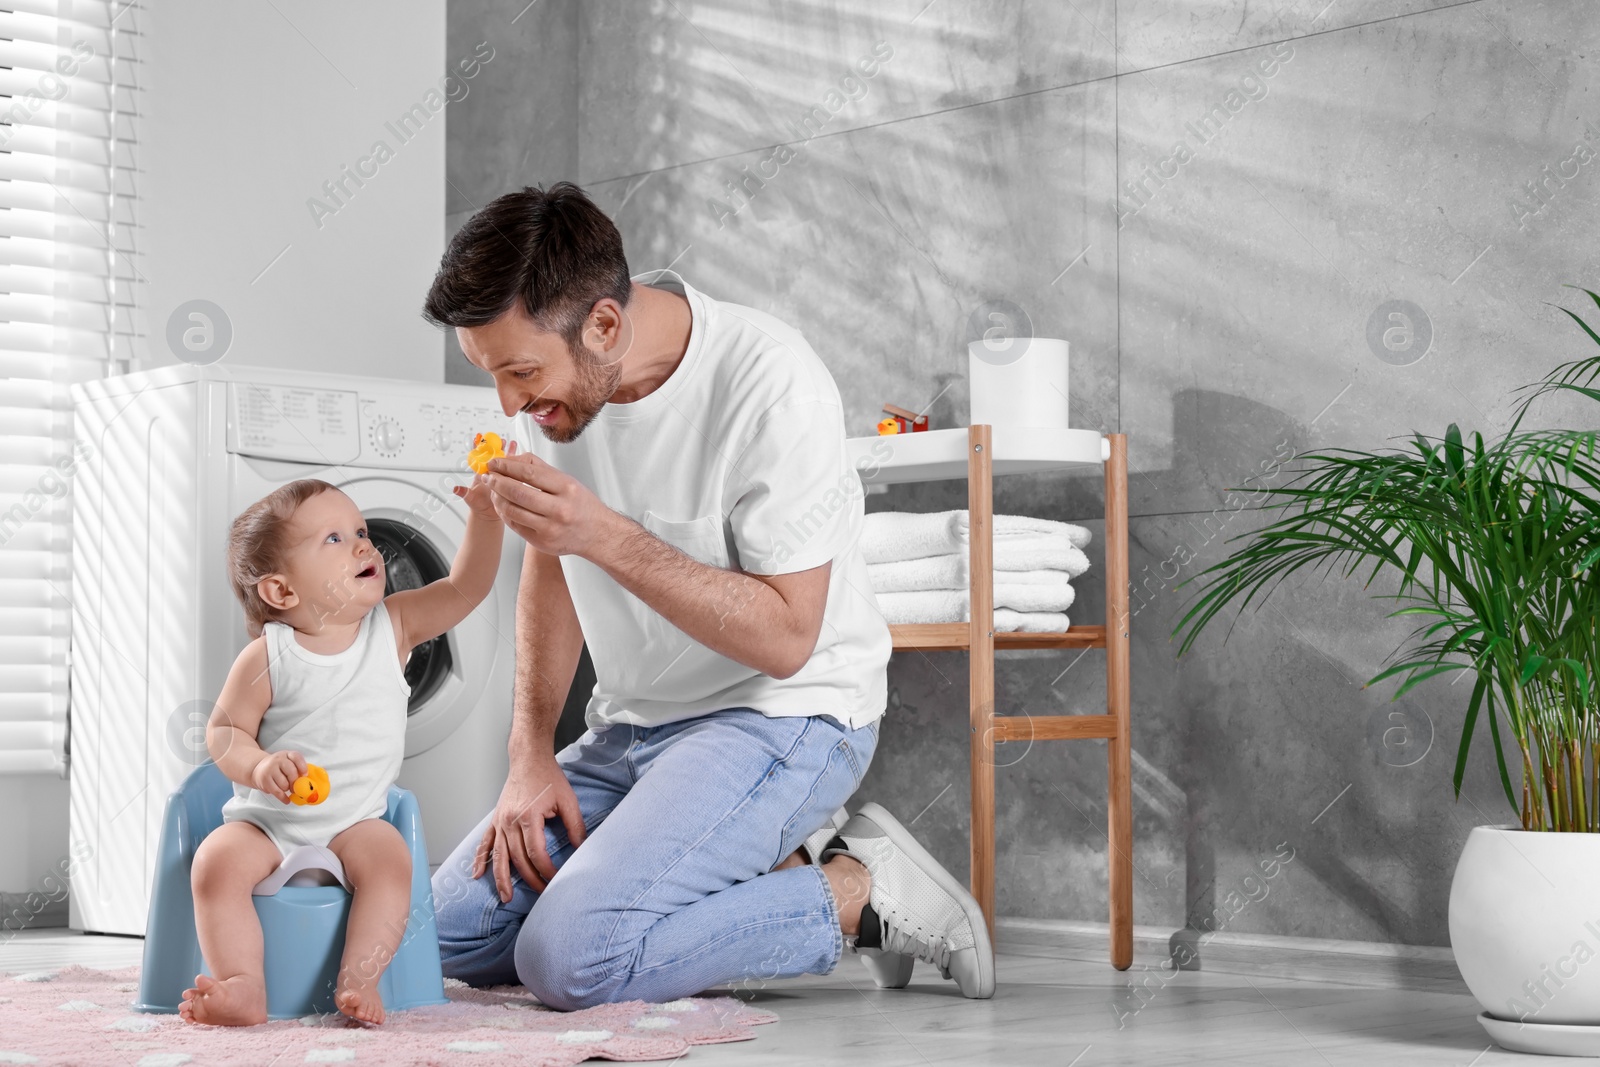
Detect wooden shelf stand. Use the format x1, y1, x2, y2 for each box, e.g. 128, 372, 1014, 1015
861, 424, 1132, 971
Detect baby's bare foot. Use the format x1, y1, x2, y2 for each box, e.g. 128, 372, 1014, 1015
179, 972, 267, 1026
335, 979, 385, 1025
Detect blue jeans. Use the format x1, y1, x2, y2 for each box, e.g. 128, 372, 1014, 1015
430, 708, 880, 1010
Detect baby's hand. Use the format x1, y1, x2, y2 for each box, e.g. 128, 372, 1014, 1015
252, 750, 308, 804
455, 440, 517, 520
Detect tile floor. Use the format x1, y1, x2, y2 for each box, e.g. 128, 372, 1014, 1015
0, 922, 1585, 1065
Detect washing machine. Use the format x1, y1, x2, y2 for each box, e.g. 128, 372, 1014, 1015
68, 363, 522, 936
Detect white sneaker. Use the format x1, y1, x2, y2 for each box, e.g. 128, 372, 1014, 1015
800, 806, 850, 867
822, 802, 995, 999
802, 807, 915, 989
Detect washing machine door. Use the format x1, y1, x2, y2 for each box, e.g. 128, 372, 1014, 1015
332, 475, 495, 757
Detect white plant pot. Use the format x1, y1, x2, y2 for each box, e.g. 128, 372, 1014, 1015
1450, 824, 1600, 1055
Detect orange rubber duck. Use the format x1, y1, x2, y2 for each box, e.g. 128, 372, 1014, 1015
467, 431, 506, 475
290, 764, 330, 806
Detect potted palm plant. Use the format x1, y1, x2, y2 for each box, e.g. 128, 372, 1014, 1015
1172, 287, 1600, 1057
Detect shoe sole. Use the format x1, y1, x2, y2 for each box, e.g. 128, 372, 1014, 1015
859, 946, 916, 989
853, 801, 996, 999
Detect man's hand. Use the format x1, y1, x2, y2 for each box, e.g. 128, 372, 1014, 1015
472, 751, 587, 901
252, 750, 307, 804
453, 440, 517, 520
485, 451, 615, 558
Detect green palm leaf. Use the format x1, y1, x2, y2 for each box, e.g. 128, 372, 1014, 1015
1172, 287, 1600, 831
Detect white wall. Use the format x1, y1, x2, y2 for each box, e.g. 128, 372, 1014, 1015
0, 0, 448, 899
0, 777, 68, 896
141, 0, 448, 381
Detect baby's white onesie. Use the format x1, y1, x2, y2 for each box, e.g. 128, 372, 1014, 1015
221, 601, 410, 858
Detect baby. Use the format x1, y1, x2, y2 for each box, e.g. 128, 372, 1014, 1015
180, 462, 505, 1026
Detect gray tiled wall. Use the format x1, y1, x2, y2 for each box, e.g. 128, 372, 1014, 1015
443, 0, 1599, 948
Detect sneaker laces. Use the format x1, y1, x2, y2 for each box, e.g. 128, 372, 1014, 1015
875, 902, 952, 976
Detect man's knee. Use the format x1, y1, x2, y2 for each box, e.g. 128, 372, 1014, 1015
430, 861, 470, 922
514, 877, 631, 1010
431, 857, 499, 949
431, 864, 525, 986
517, 952, 608, 1011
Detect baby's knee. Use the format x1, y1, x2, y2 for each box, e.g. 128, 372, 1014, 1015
190, 846, 228, 896
191, 824, 272, 895
335, 821, 412, 887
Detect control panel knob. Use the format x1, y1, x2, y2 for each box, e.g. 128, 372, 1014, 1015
372, 418, 403, 454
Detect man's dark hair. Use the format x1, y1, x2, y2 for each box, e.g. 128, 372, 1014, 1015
422, 181, 632, 345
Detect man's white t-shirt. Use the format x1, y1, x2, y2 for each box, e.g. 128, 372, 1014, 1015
514, 271, 891, 731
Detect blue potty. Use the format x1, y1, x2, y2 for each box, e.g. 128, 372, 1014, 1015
134, 761, 448, 1019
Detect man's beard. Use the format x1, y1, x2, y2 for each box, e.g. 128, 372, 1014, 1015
533, 342, 623, 444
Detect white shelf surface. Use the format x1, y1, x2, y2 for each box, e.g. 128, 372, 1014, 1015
847, 426, 1107, 485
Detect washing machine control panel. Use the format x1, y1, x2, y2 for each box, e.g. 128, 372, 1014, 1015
226, 382, 518, 472
358, 396, 517, 472
227, 382, 362, 465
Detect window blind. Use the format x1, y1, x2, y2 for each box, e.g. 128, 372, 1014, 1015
0, 0, 141, 775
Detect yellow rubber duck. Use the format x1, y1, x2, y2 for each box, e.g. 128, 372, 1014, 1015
467, 431, 506, 475
290, 764, 330, 806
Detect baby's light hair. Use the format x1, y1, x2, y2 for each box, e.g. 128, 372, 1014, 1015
226, 479, 339, 637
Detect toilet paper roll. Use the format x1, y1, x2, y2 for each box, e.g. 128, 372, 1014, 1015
968, 337, 1070, 429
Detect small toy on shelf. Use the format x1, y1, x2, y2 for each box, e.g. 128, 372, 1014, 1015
466, 431, 506, 475
877, 403, 930, 435
290, 764, 330, 806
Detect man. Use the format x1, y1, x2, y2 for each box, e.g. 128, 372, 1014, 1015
423, 182, 994, 1009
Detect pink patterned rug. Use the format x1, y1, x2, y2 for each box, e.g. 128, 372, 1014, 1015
0, 965, 776, 1066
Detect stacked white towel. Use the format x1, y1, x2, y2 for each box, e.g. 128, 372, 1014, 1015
863, 510, 1091, 632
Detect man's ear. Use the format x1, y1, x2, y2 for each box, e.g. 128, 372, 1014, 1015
256, 574, 298, 612
586, 298, 626, 357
